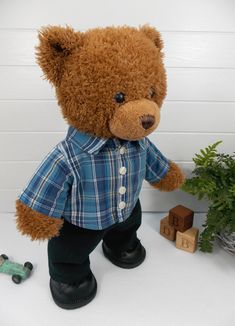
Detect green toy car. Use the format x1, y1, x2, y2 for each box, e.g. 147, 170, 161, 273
0, 254, 33, 284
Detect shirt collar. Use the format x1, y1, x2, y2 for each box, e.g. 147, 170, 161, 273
66, 126, 145, 155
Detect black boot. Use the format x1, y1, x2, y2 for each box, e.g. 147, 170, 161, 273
102, 239, 146, 269
49, 272, 97, 309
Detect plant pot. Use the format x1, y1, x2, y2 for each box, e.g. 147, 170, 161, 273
216, 231, 235, 255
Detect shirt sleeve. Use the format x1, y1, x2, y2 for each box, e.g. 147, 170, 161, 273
144, 137, 170, 183
18, 146, 73, 218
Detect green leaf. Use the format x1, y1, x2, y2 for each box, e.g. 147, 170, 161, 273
181, 140, 235, 252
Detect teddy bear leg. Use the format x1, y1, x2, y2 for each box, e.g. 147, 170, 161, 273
102, 199, 146, 268
48, 220, 106, 309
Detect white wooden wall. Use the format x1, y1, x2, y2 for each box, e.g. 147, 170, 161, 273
0, 0, 235, 213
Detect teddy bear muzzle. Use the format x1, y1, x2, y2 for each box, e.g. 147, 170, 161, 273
109, 98, 160, 141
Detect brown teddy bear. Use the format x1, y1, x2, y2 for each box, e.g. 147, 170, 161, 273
16, 25, 184, 309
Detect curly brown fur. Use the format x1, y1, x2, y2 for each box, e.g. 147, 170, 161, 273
36, 25, 82, 86
150, 162, 185, 191
109, 99, 160, 140
140, 25, 164, 50
16, 200, 64, 241
36, 25, 166, 139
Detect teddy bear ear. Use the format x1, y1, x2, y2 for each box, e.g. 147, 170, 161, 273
139, 25, 164, 50
36, 25, 82, 86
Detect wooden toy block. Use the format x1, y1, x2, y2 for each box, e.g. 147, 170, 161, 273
176, 227, 199, 253
160, 216, 176, 241
169, 205, 194, 232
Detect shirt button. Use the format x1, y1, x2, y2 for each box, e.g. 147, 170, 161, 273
119, 167, 127, 175
119, 201, 126, 209
120, 147, 126, 155
119, 186, 126, 195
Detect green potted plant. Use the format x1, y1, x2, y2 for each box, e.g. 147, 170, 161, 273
181, 141, 235, 253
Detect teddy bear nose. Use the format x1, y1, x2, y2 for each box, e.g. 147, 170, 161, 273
140, 115, 155, 129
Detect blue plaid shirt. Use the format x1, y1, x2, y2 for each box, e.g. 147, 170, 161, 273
19, 127, 170, 230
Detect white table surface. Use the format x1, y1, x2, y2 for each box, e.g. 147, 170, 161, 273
0, 212, 234, 326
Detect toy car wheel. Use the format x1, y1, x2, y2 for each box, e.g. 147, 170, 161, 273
24, 262, 33, 270
12, 275, 22, 284
0, 254, 8, 260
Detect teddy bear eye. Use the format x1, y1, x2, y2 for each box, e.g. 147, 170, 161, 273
114, 92, 125, 103
149, 87, 156, 98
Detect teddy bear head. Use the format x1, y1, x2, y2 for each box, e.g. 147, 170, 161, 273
36, 25, 166, 140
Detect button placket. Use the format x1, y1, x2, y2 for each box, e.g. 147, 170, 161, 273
117, 144, 127, 217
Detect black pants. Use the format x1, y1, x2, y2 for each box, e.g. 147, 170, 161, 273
48, 199, 142, 283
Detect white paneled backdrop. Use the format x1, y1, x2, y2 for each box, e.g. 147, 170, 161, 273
0, 0, 235, 213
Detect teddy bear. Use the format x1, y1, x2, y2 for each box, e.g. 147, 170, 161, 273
15, 25, 184, 309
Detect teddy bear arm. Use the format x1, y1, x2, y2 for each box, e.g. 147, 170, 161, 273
16, 200, 64, 241
150, 161, 185, 192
